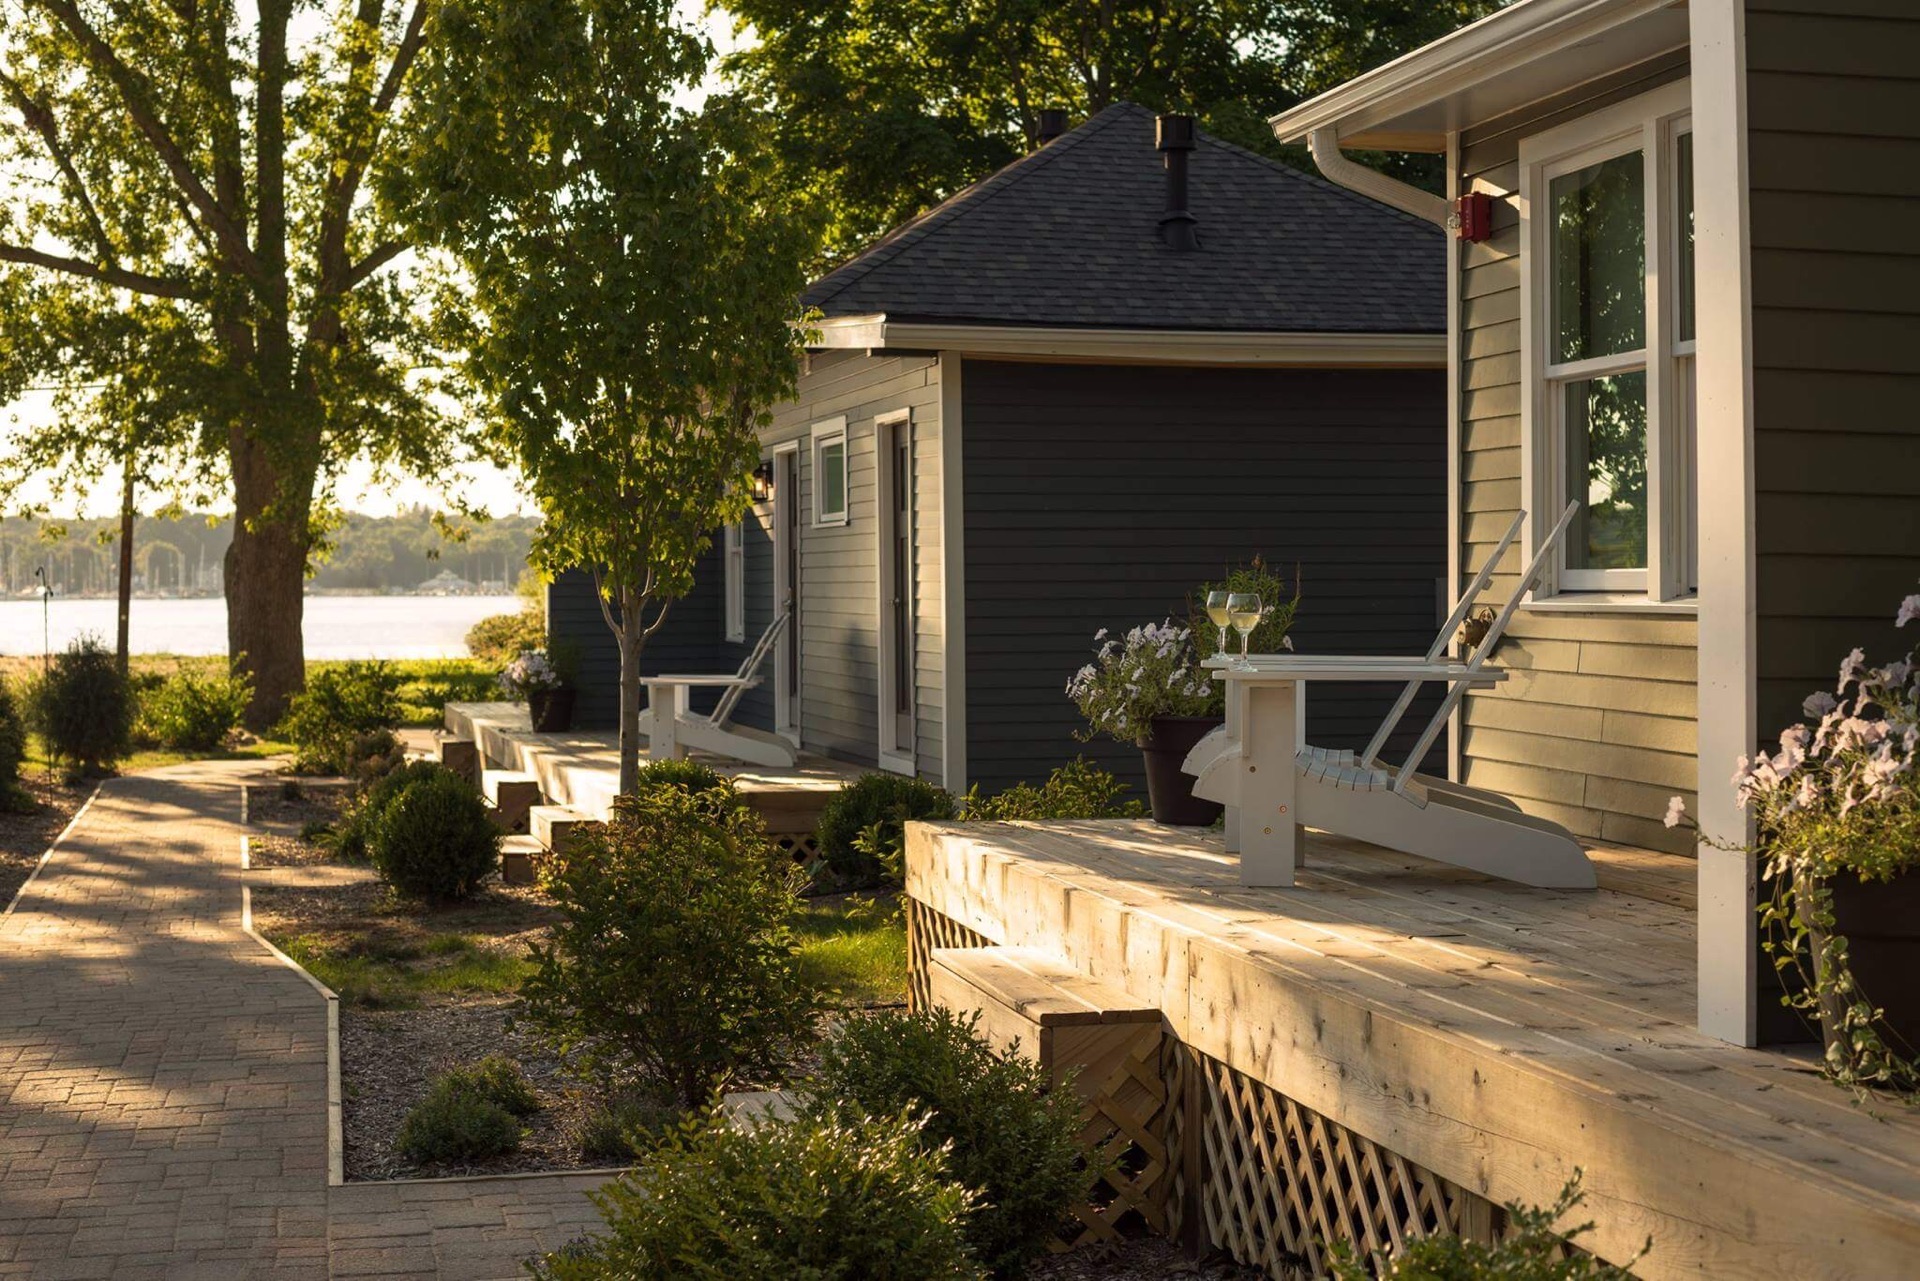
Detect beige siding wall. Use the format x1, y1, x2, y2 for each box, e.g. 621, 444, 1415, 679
1455, 53, 1697, 854
764, 349, 946, 779
1745, 1, 1920, 737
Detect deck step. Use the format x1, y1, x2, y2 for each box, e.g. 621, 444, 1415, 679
928, 946, 1160, 1082
437, 736, 479, 784
483, 770, 542, 833
499, 834, 546, 886
529, 805, 598, 856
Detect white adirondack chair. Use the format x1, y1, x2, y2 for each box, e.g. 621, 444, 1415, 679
640, 610, 797, 769
1183, 503, 1598, 889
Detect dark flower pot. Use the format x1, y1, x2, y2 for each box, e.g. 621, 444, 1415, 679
1812, 867, 1920, 1058
527, 687, 575, 734
1139, 715, 1225, 827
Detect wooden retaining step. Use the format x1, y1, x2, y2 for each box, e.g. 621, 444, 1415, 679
499, 834, 546, 886
483, 770, 542, 834
437, 736, 479, 784
529, 805, 598, 857
928, 945, 1168, 1249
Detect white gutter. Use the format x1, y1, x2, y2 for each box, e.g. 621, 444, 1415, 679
1307, 128, 1451, 229
810, 315, 1445, 368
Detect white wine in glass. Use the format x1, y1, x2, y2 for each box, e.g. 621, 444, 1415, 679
1205, 590, 1232, 659
1227, 592, 1262, 667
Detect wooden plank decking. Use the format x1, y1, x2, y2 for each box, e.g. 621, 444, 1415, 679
443, 701, 861, 822
905, 819, 1920, 1278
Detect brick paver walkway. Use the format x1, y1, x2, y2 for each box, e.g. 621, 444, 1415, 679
0, 763, 608, 1279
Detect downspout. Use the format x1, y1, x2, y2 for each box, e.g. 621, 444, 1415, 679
1307, 127, 1452, 228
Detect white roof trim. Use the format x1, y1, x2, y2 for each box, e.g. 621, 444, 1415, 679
1267, 0, 1680, 151
811, 315, 1444, 368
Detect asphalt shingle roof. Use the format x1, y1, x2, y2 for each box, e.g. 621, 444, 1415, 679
803, 102, 1445, 335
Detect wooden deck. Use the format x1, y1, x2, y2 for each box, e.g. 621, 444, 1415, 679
905, 819, 1920, 1278
443, 701, 862, 823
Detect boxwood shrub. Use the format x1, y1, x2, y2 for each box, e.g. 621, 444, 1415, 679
815, 772, 958, 886
370, 769, 500, 899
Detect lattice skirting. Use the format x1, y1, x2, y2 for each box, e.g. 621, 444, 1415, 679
770, 829, 822, 873
905, 897, 992, 1011
906, 897, 1505, 1278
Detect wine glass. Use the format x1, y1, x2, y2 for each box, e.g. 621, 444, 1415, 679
1204, 590, 1232, 662
1227, 592, 1263, 668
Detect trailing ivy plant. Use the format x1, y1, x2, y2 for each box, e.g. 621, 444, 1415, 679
1669, 582, 1920, 1092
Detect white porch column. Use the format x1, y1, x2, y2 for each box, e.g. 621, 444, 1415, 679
1690, 0, 1759, 1046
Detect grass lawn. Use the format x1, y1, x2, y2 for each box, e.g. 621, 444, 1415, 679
796, 893, 909, 1008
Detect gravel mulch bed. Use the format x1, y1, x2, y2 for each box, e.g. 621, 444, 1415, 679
1029, 1240, 1268, 1280
245, 781, 350, 868
0, 776, 92, 909
339, 994, 609, 1181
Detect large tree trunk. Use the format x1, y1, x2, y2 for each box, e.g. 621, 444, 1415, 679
616, 589, 647, 795
226, 432, 313, 731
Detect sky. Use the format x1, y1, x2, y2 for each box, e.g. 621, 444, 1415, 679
2, 2, 744, 522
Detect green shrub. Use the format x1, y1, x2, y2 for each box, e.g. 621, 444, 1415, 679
330, 759, 444, 863
805, 1008, 1090, 1278
29, 637, 133, 776
574, 1091, 682, 1163
530, 1109, 982, 1281
278, 660, 403, 774
465, 1054, 541, 1116
134, 670, 252, 752
370, 769, 499, 899
632, 757, 727, 796
1330, 1171, 1645, 1279
964, 758, 1147, 822
816, 772, 959, 887
393, 1066, 528, 1165
465, 607, 546, 665
520, 785, 822, 1106
0, 677, 26, 797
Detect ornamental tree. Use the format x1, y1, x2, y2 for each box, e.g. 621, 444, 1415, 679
393, 0, 817, 793
0, 1, 476, 727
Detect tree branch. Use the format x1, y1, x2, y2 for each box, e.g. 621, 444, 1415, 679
344, 239, 407, 290
0, 242, 201, 299
320, 2, 426, 294
39, 0, 266, 286
0, 70, 114, 257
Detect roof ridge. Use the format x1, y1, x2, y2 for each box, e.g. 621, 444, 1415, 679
806, 104, 1147, 309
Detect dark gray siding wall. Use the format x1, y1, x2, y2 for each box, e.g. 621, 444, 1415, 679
961, 360, 1446, 798
1746, 1, 1920, 738
547, 532, 769, 731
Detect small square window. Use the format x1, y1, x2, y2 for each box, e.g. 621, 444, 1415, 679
812, 425, 848, 526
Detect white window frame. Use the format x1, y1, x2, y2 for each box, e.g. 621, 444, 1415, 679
810, 418, 849, 527
1519, 80, 1695, 605
722, 520, 745, 643
874, 409, 916, 775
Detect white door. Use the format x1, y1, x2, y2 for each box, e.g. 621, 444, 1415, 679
772, 446, 801, 741
878, 414, 915, 770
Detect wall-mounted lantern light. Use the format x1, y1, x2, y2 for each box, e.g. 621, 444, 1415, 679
750, 459, 775, 503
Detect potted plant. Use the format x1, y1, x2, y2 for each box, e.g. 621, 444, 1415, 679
1067, 620, 1222, 825
501, 648, 575, 733
1670, 584, 1920, 1091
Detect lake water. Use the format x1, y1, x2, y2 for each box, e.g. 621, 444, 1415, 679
0, 594, 524, 660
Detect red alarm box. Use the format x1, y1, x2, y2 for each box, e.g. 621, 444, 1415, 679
1456, 191, 1494, 242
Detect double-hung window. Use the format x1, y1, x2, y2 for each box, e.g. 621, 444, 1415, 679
1520, 81, 1695, 602
811, 420, 849, 527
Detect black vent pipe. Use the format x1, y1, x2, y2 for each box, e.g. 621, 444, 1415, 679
1035, 108, 1069, 146
1156, 113, 1198, 251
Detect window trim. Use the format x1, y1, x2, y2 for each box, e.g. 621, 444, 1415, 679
1519, 79, 1693, 605
810, 418, 850, 528
722, 519, 745, 644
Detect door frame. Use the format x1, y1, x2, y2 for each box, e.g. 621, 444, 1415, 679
875, 409, 916, 774
771, 441, 802, 745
